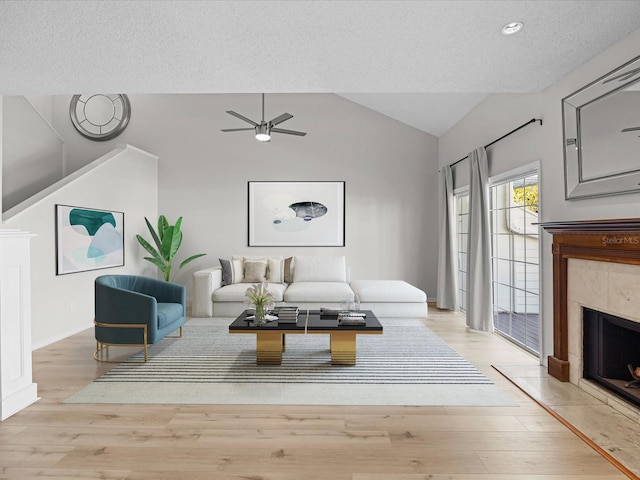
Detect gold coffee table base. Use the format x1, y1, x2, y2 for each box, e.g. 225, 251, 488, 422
256, 331, 359, 365
256, 332, 286, 365
329, 331, 357, 365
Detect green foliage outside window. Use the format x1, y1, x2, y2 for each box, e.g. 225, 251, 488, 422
512, 184, 539, 213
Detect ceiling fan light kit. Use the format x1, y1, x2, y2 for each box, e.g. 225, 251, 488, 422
255, 124, 271, 142
222, 93, 307, 142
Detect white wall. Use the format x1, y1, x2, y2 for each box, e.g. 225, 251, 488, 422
23, 96, 53, 125
4, 145, 158, 348
3, 96, 65, 211
49, 93, 440, 298
0, 96, 3, 212
439, 28, 640, 364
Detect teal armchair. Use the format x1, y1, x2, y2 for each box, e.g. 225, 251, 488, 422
94, 275, 186, 362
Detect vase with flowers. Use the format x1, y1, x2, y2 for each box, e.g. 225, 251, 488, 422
245, 282, 275, 325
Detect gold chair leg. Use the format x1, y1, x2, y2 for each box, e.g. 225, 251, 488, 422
93, 320, 149, 363
94, 341, 109, 361
166, 326, 183, 339
94, 321, 183, 363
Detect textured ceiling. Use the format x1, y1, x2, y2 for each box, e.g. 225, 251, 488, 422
1, 0, 640, 136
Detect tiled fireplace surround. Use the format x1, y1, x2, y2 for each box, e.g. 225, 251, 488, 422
542, 219, 640, 418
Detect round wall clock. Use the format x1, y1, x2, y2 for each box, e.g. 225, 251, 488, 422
69, 94, 131, 141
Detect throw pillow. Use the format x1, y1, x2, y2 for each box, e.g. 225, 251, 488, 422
267, 257, 284, 283
242, 260, 268, 283
283, 256, 293, 284
231, 258, 244, 283
232, 255, 269, 282
219, 258, 233, 286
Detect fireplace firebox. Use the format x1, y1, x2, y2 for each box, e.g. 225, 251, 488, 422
583, 307, 640, 408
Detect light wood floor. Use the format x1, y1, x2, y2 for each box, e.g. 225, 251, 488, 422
0, 306, 633, 479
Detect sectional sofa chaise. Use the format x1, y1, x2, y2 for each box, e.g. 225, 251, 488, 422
192, 255, 427, 318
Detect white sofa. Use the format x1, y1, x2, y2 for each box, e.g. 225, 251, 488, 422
192, 255, 427, 318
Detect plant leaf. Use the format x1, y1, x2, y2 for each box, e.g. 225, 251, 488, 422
173, 217, 183, 254
144, 217, 162, 252
158, 215, 169, 242
161, 226, 182, 262
173, 229, 183, 254
136, 234, 162, 261
179, 253, 207, 269
160, 226, 174, 261
143, 256, 167, 271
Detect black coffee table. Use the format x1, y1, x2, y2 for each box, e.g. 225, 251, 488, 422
229, 309, 383, 365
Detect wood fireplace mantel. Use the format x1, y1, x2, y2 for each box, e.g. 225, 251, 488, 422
540, 219, 640, 382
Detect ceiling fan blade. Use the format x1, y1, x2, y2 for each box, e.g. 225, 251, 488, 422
271, 127, 307, 137
221, 128, 255, 132
621, 126, 640, 132
225, 110, 258, 126
269, 113, 293, 126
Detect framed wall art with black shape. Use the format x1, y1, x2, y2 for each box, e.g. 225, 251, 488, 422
248, 181, 345, 247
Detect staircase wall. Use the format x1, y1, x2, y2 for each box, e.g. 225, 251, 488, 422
3, 144, 158, 349
2, 96, 66, 212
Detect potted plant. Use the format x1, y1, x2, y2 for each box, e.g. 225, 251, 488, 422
136, 215, 206, 281
245, 282, 275, 324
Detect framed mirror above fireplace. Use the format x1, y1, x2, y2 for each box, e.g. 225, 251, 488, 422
563, 55, 640, 200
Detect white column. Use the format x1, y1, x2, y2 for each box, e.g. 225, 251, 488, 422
1, 95, 4, 213
0, 229, 38, 420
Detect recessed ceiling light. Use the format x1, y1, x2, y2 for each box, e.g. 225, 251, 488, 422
501, 21, 524, 35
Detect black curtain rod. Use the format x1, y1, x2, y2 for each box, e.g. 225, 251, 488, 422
448, 118, 543, 168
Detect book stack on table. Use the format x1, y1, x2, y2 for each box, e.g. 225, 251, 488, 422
276, 306, 299, 323
337, 311, 366, 326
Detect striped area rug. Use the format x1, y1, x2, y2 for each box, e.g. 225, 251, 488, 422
65, 318, 516, 406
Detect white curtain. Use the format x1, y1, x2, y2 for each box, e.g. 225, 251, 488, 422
436, 165, 459, 310
466, 147, 493, 331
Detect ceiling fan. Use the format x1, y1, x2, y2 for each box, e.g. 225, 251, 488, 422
221, 94, 307, 142
621, 126, 640, 137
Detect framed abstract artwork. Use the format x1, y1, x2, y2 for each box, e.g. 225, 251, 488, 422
55, 204, 125, 275
248, 181, 345, 247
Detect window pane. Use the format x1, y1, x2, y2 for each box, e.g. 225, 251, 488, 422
490, 173, 540, 355
456, 194, 469, 312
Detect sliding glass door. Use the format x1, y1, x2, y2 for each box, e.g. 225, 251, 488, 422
490, 172, 540, 354
456, 170, 540, 355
